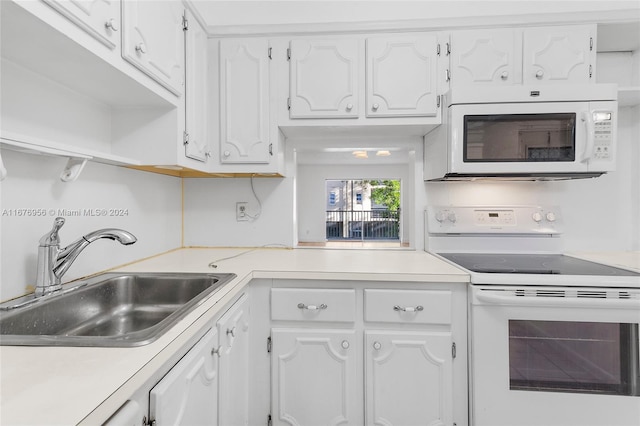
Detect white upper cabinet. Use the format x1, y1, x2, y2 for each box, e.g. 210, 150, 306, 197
450, 29, 522, 85
219, 38, 271, 164
289, 38, 359, 118
366, 33, 439, 117
522, 25, 595, 84
183, 9, 210, 163
43, 0, 120, 50
122, 0, 185, 95
449, 25, 596, 87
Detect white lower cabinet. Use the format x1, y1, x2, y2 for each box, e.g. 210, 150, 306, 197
217, 293, 251, 426
268, 283, 467, 426
365, 331, 453, 426
271, 329, 361, 426
149, 326, 219, 425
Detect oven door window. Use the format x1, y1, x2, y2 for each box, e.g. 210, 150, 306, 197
464, 113, 576, 162
509, 320, 639, 396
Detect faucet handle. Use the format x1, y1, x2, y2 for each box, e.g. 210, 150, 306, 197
39, 217, 65, 247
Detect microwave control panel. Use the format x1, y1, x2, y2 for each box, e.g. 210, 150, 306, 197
592, 111, 613, 160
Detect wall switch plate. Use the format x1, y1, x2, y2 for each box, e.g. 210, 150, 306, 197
236, 202, 248, 221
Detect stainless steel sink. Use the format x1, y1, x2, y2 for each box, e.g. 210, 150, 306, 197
0, 272, 235, 347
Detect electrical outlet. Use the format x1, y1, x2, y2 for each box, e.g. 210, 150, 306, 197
236, 202, 248, 221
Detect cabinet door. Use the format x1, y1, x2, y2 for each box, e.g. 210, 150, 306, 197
43, 0, 120, 50
271, 329, 361, 426
523, 26, 595, 85
184, 9, 209, 163
218, 294, 250, 426
366, 34, 438, 117
149, 327, 219, 426
365, 331, 453, 426
122, 0, 184, 95
219, 38, 271, 163
450, 29, 522, 86
289, 38, 359, 118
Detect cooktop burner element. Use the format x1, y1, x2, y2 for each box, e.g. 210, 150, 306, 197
439, 253, 640, 276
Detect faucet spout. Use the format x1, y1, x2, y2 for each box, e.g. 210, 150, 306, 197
35, 218, 137, 297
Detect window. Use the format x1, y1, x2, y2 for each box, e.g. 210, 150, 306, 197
325, 179, 401, 243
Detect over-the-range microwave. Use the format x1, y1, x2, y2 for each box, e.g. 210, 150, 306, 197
424, 84, 618, 181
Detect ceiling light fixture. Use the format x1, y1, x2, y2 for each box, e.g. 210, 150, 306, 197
352, 150, 368, 159
376, 150, 391, 157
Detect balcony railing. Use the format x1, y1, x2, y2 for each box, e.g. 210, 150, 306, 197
326, 209, 399, 240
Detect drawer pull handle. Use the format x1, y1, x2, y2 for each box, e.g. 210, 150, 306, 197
393, 305, 424, 312
227, 327, 235, 337
298, 303, 327, 310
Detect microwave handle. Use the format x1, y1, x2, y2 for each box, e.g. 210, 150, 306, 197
474, 289, 640, 310
581, 111, 595, 163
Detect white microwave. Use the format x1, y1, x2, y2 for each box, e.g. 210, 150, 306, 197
424, 85, 618, 180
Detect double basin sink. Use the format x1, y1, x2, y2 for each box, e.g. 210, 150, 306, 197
0, 272, 235, 347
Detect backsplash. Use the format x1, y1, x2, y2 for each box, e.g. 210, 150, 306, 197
0, 150, 182, 301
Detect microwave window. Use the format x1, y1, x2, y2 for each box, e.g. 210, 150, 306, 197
464, 114, 576, 162
509, 320, 639, 396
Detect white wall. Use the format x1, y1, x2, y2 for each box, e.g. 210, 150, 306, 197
183, 177, 295, 247
0, 150, 182, 301
423, 106, 640, 252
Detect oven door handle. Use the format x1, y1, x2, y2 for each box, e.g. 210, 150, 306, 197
474, 290, 640, 309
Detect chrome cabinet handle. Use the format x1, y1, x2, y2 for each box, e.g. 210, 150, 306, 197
211, 347, 220, 357
393, 305, 424, 312
297, 303, 327, 310
500, 71, 508, 80
105, 18, 119, 32
373, 341, 382, 350
535, 69, 544, 79
372, 103, 379, 111
346, 103, 353, 111
227, 327, 235, 337
341, 340, 350, 349
135, 43, 147, 54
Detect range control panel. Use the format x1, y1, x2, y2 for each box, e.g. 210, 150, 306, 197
426, 206, 562, 235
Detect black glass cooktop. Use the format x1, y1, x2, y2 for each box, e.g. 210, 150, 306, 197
439, 253, 640, 276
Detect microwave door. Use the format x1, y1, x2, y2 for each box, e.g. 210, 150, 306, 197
449, 102, 592, 175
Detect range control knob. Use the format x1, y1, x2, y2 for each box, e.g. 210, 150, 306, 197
435, 211, 447, 222
532, 212, 543, 223
546, 212, 556, 222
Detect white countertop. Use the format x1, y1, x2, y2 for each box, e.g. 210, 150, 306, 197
0, 248, 467, 426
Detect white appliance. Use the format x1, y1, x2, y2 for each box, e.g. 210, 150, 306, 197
424, 85, 618, 180
425, 206, 640, 426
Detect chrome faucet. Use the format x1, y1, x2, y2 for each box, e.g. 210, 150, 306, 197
35, 217, 137, 296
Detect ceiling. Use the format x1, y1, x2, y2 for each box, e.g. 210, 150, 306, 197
191, 1, 640, 31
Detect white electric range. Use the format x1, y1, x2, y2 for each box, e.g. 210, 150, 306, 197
425, 205, 640, 426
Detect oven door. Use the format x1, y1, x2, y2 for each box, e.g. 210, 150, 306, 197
470, 285, 640, 426
449, 101, 616, 175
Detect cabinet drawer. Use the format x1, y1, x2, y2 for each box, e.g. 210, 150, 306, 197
364, 289, 451, 324
271, 288, 356, 322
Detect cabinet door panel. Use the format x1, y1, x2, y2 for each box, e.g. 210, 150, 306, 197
184, 10, 209, 163
523, 26, 595, 84
149, 327, 219, 426
365, 331, 453, 426
122, 0, 184, 95
44, 0, 120, 49
272, 329, 360, 426
219, 38, 271, 163
289, 39, 359, 118
450, 29, 522, 85
218, 294, 250, 426
366, 34, 438, 117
